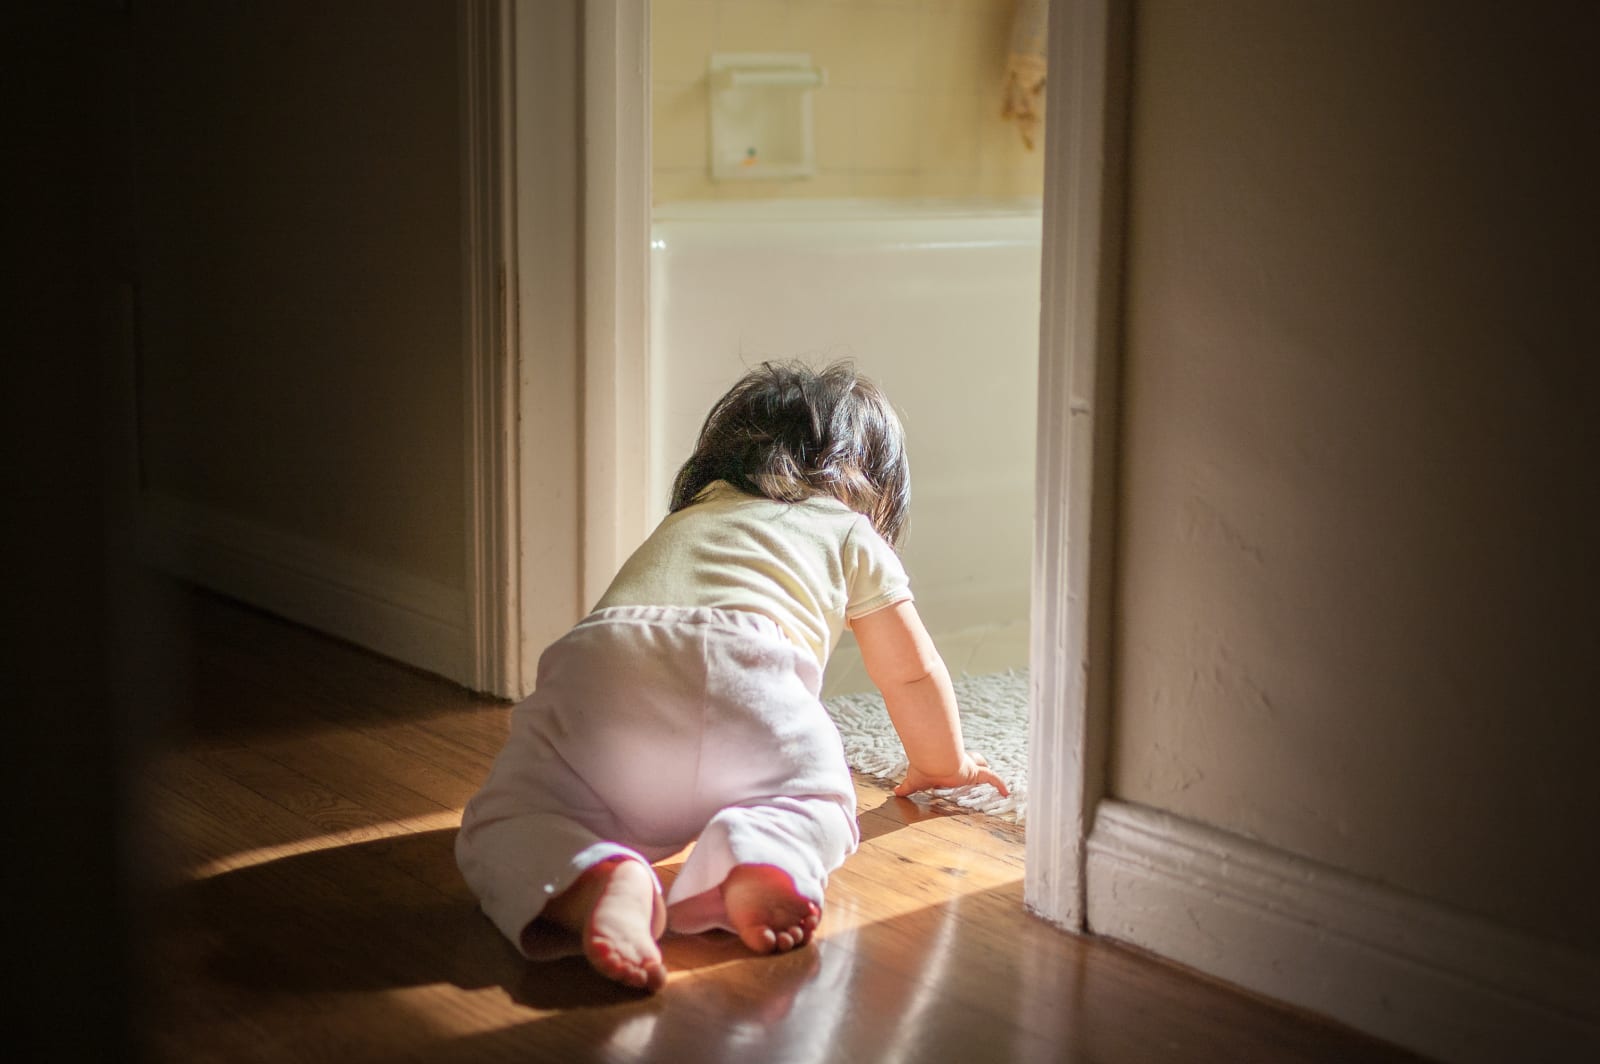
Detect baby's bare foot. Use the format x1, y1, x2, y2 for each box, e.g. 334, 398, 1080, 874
720, 864, 821, 955
539, 857, 667, 992
583, 859, 668, 991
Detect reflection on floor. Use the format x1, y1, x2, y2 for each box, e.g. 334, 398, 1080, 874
134, 591, 1419, 1063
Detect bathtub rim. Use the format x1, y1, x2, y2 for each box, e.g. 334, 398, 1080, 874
652, 196, 1045, 224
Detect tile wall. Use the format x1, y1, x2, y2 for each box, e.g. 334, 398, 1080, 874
651, 0, 1046, 203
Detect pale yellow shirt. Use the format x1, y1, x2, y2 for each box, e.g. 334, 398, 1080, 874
594, 481, 912, 669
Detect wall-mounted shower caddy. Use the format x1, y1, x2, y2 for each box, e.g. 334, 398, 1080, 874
708, 52, 827, 181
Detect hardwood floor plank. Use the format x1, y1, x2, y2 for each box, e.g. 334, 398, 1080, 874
135, 589, 1420, 1063
245, 728, 462, 822
190, 740, 392, 838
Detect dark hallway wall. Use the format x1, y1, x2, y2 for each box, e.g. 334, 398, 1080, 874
1111, 0, 1598, 950
7, 4, 146, 1059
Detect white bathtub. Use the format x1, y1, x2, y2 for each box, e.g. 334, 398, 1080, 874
649, 199, 1041, 692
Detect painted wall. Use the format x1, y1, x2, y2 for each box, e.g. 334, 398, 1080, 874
1110, 1, 1597, 952
132, 4, 467, 614
651, 0, 1043, 202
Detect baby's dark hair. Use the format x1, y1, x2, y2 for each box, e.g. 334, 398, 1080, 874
670, 361, 911, 547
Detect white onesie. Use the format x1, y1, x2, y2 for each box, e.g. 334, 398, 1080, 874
455, 482, 912, 956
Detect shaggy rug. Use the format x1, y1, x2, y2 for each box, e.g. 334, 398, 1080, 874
824, 669, 1028, 824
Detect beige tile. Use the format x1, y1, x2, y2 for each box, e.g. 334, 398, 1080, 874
714, 0, 791, 51
916, 169, 982, 199
784, 4, 851, 77
974, 2, 1014, 89
968, 0, 1013, 12
651, 0, 718, 83
806, 5, 921, 89
652, 170, 717, 207
850, 173, 921, 199
976, 161, 1045, 201
917, 90, 981, 173
711, 178, 795, 199
976, 105, 1046, 199
916, 9, 996, 92
788, 0, 902, 8
918, 0, 1008, 12
978, 95, 1043, 169
791, 172, 857, 199
852, 91, 920, 171
811, 85, 858, 170
711, 169, 853, 199
652, 81, 710, 171
862, 7, 922, 90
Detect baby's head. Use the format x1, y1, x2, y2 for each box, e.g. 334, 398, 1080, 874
670, 361, 910, 546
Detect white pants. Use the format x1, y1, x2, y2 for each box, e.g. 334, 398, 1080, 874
456, 606, 860, 957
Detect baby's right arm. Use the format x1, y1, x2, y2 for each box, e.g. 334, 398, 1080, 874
850, 601, 1010, 799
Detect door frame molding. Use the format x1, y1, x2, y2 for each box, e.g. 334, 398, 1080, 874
578, 0, 653, 613
1025, 0, 1128, 930
460, 0, 521, 697
474, 0, 1130, 934
463, 0, 611, 699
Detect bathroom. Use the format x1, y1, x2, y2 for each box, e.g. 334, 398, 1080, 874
648, 0, 1046, 697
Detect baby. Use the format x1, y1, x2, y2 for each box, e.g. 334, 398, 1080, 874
456, 361, 1008, 991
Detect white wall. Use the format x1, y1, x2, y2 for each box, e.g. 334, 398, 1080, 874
1095, 1, 1597, 1057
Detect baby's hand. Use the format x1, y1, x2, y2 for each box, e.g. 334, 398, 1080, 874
893, 751, 1010, 798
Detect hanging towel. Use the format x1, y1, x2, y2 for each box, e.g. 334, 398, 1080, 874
1001, 0, 1048, 150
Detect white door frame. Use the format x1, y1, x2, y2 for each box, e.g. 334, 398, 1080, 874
461, 0, 653, 698
460, 0, 521, 697
1024, 0, 1127, 930
578, 0, 654, 613
472, 0, 1128, 930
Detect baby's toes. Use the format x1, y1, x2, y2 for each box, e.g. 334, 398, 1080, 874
639, 957, 669, 992
781, 915, 818, 950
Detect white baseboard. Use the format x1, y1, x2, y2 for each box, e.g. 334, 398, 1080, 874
1086, 800, 1600, 1064
137, 492, 471, 688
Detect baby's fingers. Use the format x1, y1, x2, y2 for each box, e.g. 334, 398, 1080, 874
975, 765, 1010, 797
964, 752, 1009, 797
892, 770, 928, 797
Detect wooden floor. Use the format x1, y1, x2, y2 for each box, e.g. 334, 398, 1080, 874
130, 590, 1422, 1063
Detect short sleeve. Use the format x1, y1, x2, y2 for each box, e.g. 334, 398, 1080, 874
842, 517, 913, 621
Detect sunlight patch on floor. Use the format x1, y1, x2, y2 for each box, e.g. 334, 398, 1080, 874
188, 810, 463, 880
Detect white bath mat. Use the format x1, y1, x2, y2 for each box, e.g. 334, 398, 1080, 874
824, 669, 1027, 825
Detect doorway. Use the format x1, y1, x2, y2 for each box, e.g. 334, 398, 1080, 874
645, 3, 1042, 703
499, 0, 1125, 930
